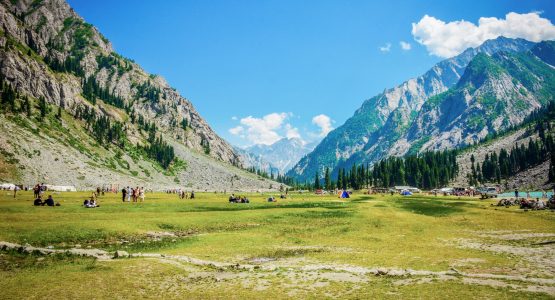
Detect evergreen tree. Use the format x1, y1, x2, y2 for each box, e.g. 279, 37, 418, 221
314, 171, 321, 190
324, 167, 331, 190
38, 96, 48, 120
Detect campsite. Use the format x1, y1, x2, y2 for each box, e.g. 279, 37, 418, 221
0, 190, 554, 299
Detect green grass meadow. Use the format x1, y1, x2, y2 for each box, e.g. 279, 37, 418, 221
0, 190, 554, 299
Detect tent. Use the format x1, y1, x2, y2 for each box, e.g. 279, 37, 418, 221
339, 190, 350, 198
401, 190, 412, 196
0, 183, 16, 190
46, 185, 77, 192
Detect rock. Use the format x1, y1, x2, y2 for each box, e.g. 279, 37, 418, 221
114, 250, 129, 258
376, 268, 389, 276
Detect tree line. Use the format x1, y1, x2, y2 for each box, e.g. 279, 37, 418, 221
468, 119, 555, 186
311, 150, 458, 191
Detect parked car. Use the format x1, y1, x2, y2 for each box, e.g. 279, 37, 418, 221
479, 187, 497, 199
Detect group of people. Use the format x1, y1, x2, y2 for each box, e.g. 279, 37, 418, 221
83, 198, 99, 208
228, 194, 249, 203
121, 186, 145, 203
33, 195, 58, 206
33, 183, 47, 198
178, 189, 194, 199
519, 197, 555, 210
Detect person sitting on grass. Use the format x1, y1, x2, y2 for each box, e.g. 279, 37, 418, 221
34, 196, 43, 206
44, 195, 55, 207
547, 196, 555, 209
85, 197, 98, 208
229, 194, 236, 203
536, 199, 545, 210
520, 198, 530, 209
267, 196, 276, 202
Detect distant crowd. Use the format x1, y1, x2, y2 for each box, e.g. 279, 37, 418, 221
496, 196, 555, 210
165, 188, 195, 200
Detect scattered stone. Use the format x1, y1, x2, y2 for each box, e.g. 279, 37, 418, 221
114, 250, 129, 259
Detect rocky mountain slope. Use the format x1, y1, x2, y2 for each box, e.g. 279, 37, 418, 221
0, 0, 281, 190
453, 124, 553, 190
289, 37, 547, 181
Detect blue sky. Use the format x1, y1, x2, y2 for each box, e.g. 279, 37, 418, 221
67, 0, 555, 147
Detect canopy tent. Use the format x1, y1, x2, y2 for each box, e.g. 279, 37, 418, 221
401, 190, 413, 196
338, 190, 350, 198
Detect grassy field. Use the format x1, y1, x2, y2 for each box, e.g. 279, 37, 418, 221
0, 190, 554, 299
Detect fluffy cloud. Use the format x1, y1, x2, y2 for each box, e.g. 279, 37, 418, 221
238, 113, 287, 145
312, 114, 333, 137
379, 43, 391, 52
412, 12, 555, 58
400, 41, 411, 50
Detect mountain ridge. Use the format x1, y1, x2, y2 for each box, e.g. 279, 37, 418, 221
288, 36, 539, 181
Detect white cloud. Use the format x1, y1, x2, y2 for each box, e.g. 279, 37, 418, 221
229, 126, 244, 135
231, 116, 238, 121
285, 123, 301, 139
231, 112, 287, 145
400, 41, 412, 50
412, 12, 555, 58
312, 114, 333, 137
379, 43, 391, 52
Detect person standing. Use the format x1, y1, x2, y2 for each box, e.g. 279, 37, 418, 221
514, 189, 519, 199
139, 187, 145, 202
127, 186, 132, 202
121, 187, 127, 202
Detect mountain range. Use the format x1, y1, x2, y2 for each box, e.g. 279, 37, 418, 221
236, 137, 315, 175
288, 37, 555, 182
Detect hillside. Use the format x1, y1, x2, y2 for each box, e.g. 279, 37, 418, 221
0, 0, 281, 190
289, 38, 555, 182
288, 37, 536, 181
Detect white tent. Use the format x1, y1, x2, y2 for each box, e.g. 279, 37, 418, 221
46, 185, 77, 192
0, 183, 16, 190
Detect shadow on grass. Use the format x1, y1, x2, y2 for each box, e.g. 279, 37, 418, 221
285, 210, 354, 219
182, 201, 348, 212
394, 199, 465, 217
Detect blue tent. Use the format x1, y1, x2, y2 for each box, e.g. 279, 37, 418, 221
340, 190, 350, 198
401, 190, 412, 196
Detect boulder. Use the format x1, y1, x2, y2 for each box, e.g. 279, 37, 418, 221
114, 250, 129, 258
